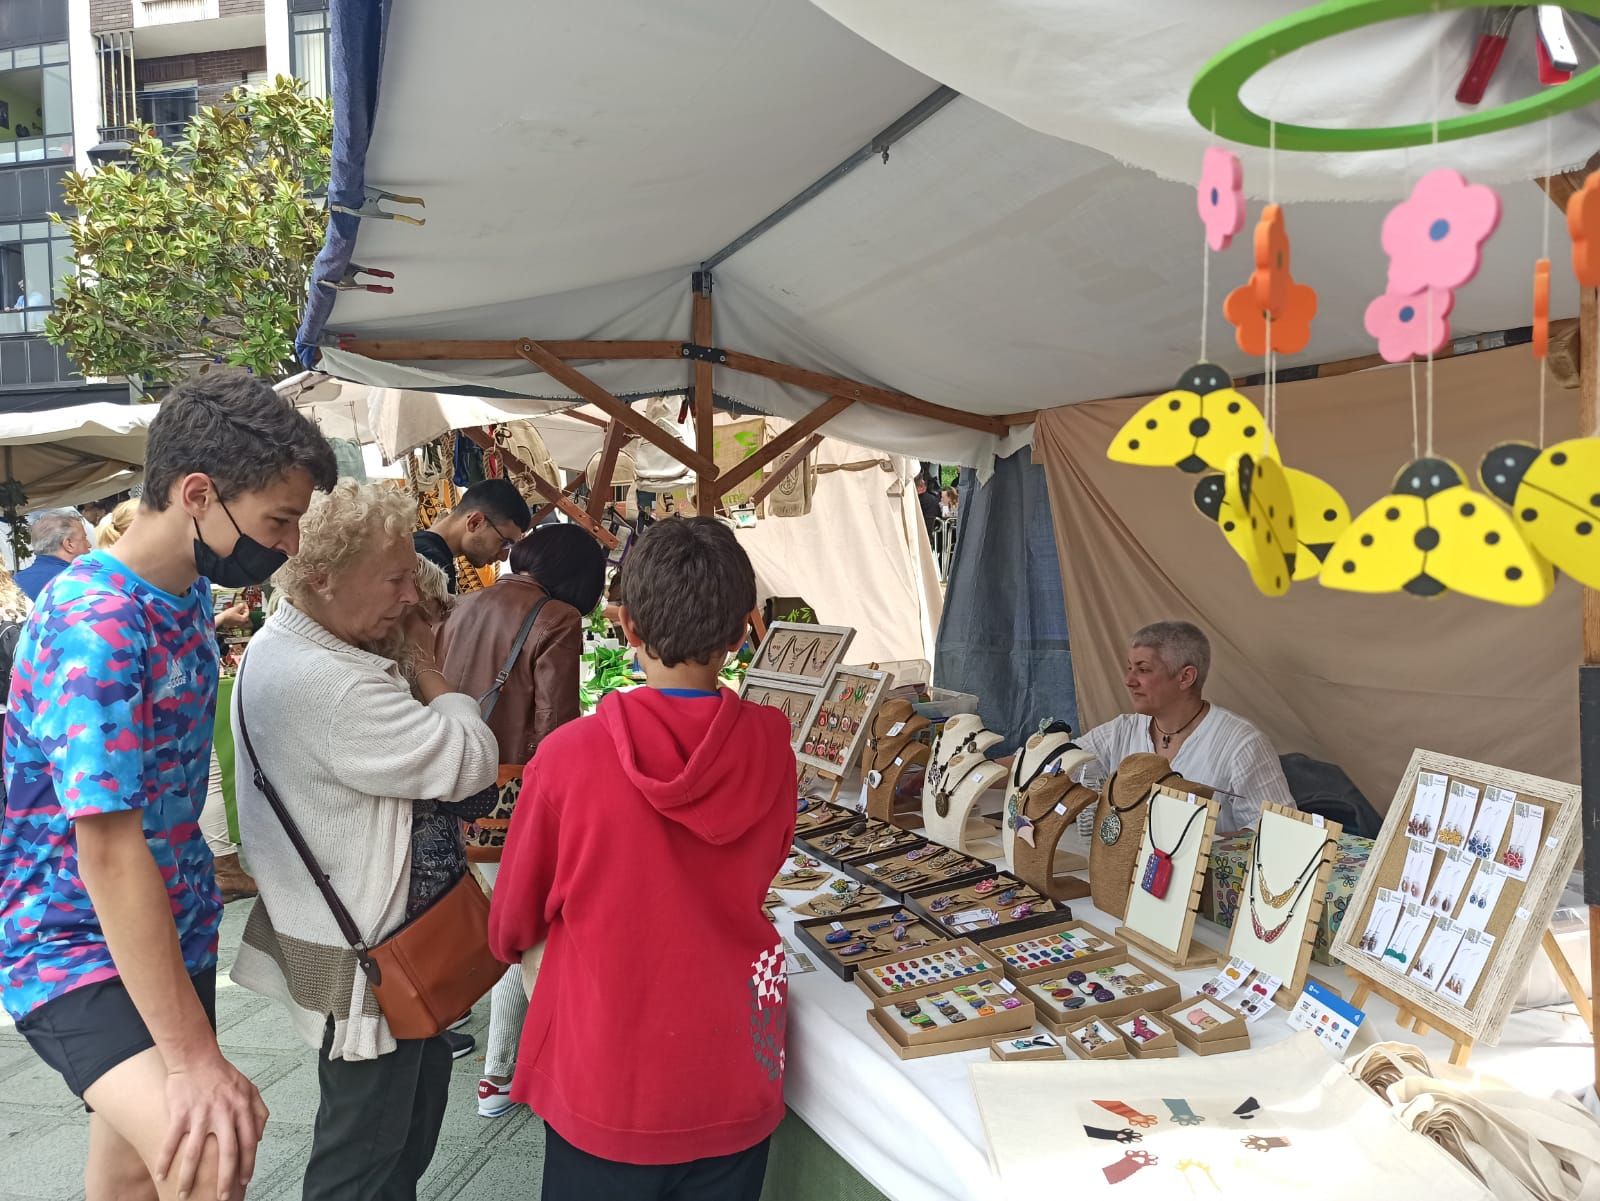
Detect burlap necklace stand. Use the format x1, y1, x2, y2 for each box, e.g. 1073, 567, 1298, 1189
1089, 753, 1215, 920
1002, 731, 1096, 873
864, 700, 931, 827
1007, 766, 1099, 901
921, 714, 1002, 852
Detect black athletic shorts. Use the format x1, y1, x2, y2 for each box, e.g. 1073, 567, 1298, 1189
16, 968, 217, 1107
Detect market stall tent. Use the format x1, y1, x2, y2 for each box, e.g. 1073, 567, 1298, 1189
0, 402, 157, 512
298, 0, 1583, 472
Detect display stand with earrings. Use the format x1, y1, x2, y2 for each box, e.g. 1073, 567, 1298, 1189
921, 713, 1006, 854
864, 699, 932, 828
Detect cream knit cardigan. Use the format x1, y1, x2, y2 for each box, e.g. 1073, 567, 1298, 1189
229, 604, 498, 1061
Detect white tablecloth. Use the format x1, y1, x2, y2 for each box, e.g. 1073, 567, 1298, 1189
775, 826, 1595, 1201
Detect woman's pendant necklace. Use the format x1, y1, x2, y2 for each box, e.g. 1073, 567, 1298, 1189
1151, 701, 1206, 751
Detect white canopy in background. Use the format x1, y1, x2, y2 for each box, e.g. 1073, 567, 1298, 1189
313, 0, 1589, 470
0, 402, 157, 512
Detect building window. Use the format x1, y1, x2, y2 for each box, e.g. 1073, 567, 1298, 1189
290, 7, 330, 100
0, 221, 71, 335
0, 43, 72, 165
136, 83, 197, 144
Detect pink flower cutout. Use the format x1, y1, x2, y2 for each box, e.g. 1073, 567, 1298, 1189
1197, 147, 1245, 252
1382, 169, 1502, 294
1364, 287, 1453, 363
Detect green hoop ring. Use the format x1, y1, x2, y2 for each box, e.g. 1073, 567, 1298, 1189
1189, 0, 1600, 151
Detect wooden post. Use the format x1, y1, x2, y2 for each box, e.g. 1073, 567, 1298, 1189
586, 420, 629, 522
747, 434, 823, 508
460, 427, 617, 549
530, 470, 586, 526
692, 272, 716, 516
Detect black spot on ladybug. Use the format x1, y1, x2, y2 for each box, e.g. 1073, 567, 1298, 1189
1189, 418, 1210, 436
1228, 401, 1241, 414
1385, 507, 1400, 521
1413, 527, 1440, 552
1128, 439, 1140, 451
1485, 531, 1501, 545
1360, 534, 1374, 547
1145, 419, 1158, 430
1223, 521, 1235, 532
1243, 426, 1257, 438
1460, 502, 1475, 517
1552, 451, 1567, 466
1521, 507, 1538, 522
1169, 399, 1182, 411
1579, 522, 1594, 536
1323, 508, 1337, 522
1505, 566, 1523, 581
1342, 561, 1356, 574
1405, 573, 1446, 597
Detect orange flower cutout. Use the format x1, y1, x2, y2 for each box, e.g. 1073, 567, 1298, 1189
1568, 174, 1600, 287
1252, 204, 1292, 315
1533, 258, 1550, 359
1225, 277, 1317, 356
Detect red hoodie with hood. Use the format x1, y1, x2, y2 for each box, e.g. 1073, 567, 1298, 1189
488, 686, 797, 1165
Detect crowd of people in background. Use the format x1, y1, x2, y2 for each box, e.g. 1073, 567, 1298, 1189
0, 370, 795, 1201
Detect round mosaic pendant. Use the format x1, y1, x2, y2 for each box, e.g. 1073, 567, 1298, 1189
1098, 810, 1123, 846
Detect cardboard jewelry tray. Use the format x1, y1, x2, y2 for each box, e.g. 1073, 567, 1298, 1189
902, 872, 1069, 941
867, 976, 1036, 1060
792, 905, 948, 982
976, 918, 1127, 983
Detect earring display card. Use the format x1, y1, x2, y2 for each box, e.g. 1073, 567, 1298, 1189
745, 621, 854, 686
844, 843, 993, 899
1497, 802, 1543, 881
990, 1032, 1068, 1062
1354, 888, 1404, 959
1331, 752, 1581, 1045
905, 873, 1065, 939
1407, 770, 1449, 844
1423, 848, 1475, 919
791, 880, 889, 920
854, 938, 1003, 1001
1437, 780, 1481, 850
1115, 1009, 1179, 1059
1466, 786, 1516, 861
794, 799, 860, 839
1286, 978, 1366, 1058
980, 920, 1126, 983
1439, 929, 1496, 1005
741, 680, 824, 751
1408, 917, 1467, 991
1022, 958, 1182, 1033
794, 907, 948, 981
1396, 838, 1435, 904
1380, 902, 1432, 972
1063, 1015, 1134, 1061
796, 665, 890, 776
1458, 863, 1508, 933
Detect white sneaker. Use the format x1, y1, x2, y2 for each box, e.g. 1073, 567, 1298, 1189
477, 1077, 516, 1119
449, 1011, 474, 1031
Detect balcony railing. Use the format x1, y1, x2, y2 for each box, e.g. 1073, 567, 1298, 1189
133, 0, 219, 27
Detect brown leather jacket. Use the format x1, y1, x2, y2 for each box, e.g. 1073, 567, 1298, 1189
436, 574, 583, 765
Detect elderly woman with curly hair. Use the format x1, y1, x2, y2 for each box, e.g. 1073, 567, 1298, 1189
229, 481, 497, 1201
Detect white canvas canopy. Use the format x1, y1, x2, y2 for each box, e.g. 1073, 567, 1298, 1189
310, 0, 1587, 470
0, 402, 157, 512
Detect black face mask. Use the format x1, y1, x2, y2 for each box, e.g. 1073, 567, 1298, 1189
193, 498, 287, 588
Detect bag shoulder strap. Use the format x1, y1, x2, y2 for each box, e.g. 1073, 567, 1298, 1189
235, 653, 380, 981
475, 596, 551, 720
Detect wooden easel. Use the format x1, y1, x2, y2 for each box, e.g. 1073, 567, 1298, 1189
1350, 934, 1593, 1068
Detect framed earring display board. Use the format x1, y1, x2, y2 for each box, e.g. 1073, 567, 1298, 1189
796, 666, 890, 775
1226, 803, 1342, 1006
1116, 787, 1221, 970
745, 621, 853, 686
1330, 750, 1582, 1061
740, 679, 823, 751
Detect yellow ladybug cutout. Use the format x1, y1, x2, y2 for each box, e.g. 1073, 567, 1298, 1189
1285, 467, 1351, 581
1109, 362, 1277, 474
1194, 454, 1295, 596
1321, 457, 1553, 606
1480, 439, 1600, 591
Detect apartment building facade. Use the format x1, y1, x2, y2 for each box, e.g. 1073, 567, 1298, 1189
0, 0, 328, 412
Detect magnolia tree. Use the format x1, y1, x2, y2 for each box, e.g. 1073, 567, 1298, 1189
46, 77, 332, 385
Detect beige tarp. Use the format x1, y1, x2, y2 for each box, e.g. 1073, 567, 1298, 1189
1035, 346, 1581, 809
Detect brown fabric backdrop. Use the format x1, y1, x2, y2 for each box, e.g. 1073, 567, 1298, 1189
1034, 346, 1581, 809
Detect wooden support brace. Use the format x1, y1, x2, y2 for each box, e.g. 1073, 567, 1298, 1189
714, 395, 855, 502
747, 434, 823, 509
692, 279, 716, 514
514, 339, 720, 479
530, 470, 585, 526
461, 427, 617, 549
587, 421, 630, 521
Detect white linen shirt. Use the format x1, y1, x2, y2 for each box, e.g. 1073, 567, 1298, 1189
1077, 705, 1293, 830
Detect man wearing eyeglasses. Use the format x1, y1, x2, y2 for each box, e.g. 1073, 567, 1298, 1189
412, 478, 532, 595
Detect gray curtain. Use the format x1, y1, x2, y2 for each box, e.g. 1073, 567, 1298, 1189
934, 446, 1077, 752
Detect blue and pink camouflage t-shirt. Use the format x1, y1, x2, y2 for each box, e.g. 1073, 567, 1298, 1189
0, 550, 221, 1020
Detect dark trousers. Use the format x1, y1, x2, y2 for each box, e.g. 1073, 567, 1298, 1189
301, 1019, 452, 1201
542, 1125, 771, 1201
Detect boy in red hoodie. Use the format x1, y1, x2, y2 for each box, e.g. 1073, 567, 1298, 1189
489, 517, 797, 1200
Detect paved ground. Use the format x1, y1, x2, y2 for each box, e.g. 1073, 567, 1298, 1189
0, 899, 547, 1201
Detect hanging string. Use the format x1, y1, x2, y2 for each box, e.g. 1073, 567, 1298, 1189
1200, 110, 1218, 365
1424, 19, 1442, 457
1540, 115, 1552, 448
1409, 359, 1420, 461
1266, 117, 1278, 433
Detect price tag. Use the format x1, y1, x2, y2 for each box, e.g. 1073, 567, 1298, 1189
865, 863, 879, 872
830, 921, 847, 932
1515, 907, 1531, 922
893, 756, 904, 766
1054, 802, 1068, 816
1000, 979, 1018, 993
888, 722, 906, 737
1312, 814, 1326, 829
1547, 835, 1560, 850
